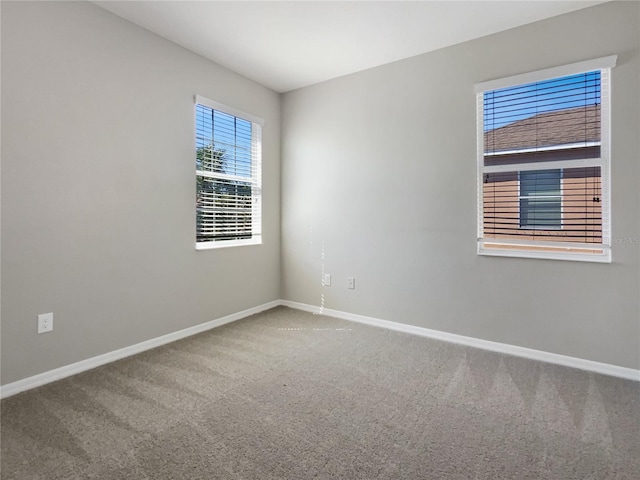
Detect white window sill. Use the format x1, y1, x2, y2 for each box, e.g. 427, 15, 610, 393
196, 237, 262, 250
478, 242, 611, 263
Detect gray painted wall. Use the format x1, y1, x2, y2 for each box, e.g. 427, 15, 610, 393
281, 1, 640, 369
1, 1, 281, 384
2, 1, 638, 387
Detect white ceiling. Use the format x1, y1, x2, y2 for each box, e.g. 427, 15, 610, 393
93, 1, 606, 93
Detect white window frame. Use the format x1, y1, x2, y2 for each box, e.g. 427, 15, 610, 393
195, 95, 264, 250
475, 55, 616, 263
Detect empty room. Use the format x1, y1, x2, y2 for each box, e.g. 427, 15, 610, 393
1, 1, 639, 478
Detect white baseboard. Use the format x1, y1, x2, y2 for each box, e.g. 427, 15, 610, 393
0, 300, 280, 399
280, 300, 640, 381
2, 298, 637, 399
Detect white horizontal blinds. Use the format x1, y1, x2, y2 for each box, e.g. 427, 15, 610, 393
478, 65, 611, 261
483, 167, 602, 242
196, 101, 261, 245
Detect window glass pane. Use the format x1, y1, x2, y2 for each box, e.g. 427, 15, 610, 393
196, 177, 253, 242
195, 105, 252, 178
483, 71, 601, 163
483, 167, 601, 241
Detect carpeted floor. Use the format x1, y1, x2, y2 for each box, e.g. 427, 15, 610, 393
1, 306, 639, 479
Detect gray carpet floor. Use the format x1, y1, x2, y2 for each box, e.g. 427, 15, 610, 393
1, 306, 639, 479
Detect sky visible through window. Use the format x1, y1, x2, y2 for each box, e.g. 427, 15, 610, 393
484, 71, 601, 131
196, 104, 252, 177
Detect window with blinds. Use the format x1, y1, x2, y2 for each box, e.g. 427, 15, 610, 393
195, 96, 263, 249
476, 56, 616, 262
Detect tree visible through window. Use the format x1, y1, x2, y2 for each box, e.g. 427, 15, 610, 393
195, 97, 262, 248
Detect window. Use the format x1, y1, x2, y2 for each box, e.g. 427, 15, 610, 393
519, 169, 561, 229
476, 56, 616, 262
195, 96, 263, 249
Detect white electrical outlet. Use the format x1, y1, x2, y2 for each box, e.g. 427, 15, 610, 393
323, 273, 331, 286
38, 312, 53, 333
347, 277, 355, 289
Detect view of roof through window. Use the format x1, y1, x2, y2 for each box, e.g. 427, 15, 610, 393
484, 70, 601, 154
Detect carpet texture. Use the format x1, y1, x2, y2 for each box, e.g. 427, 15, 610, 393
1, 306, 639, 479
